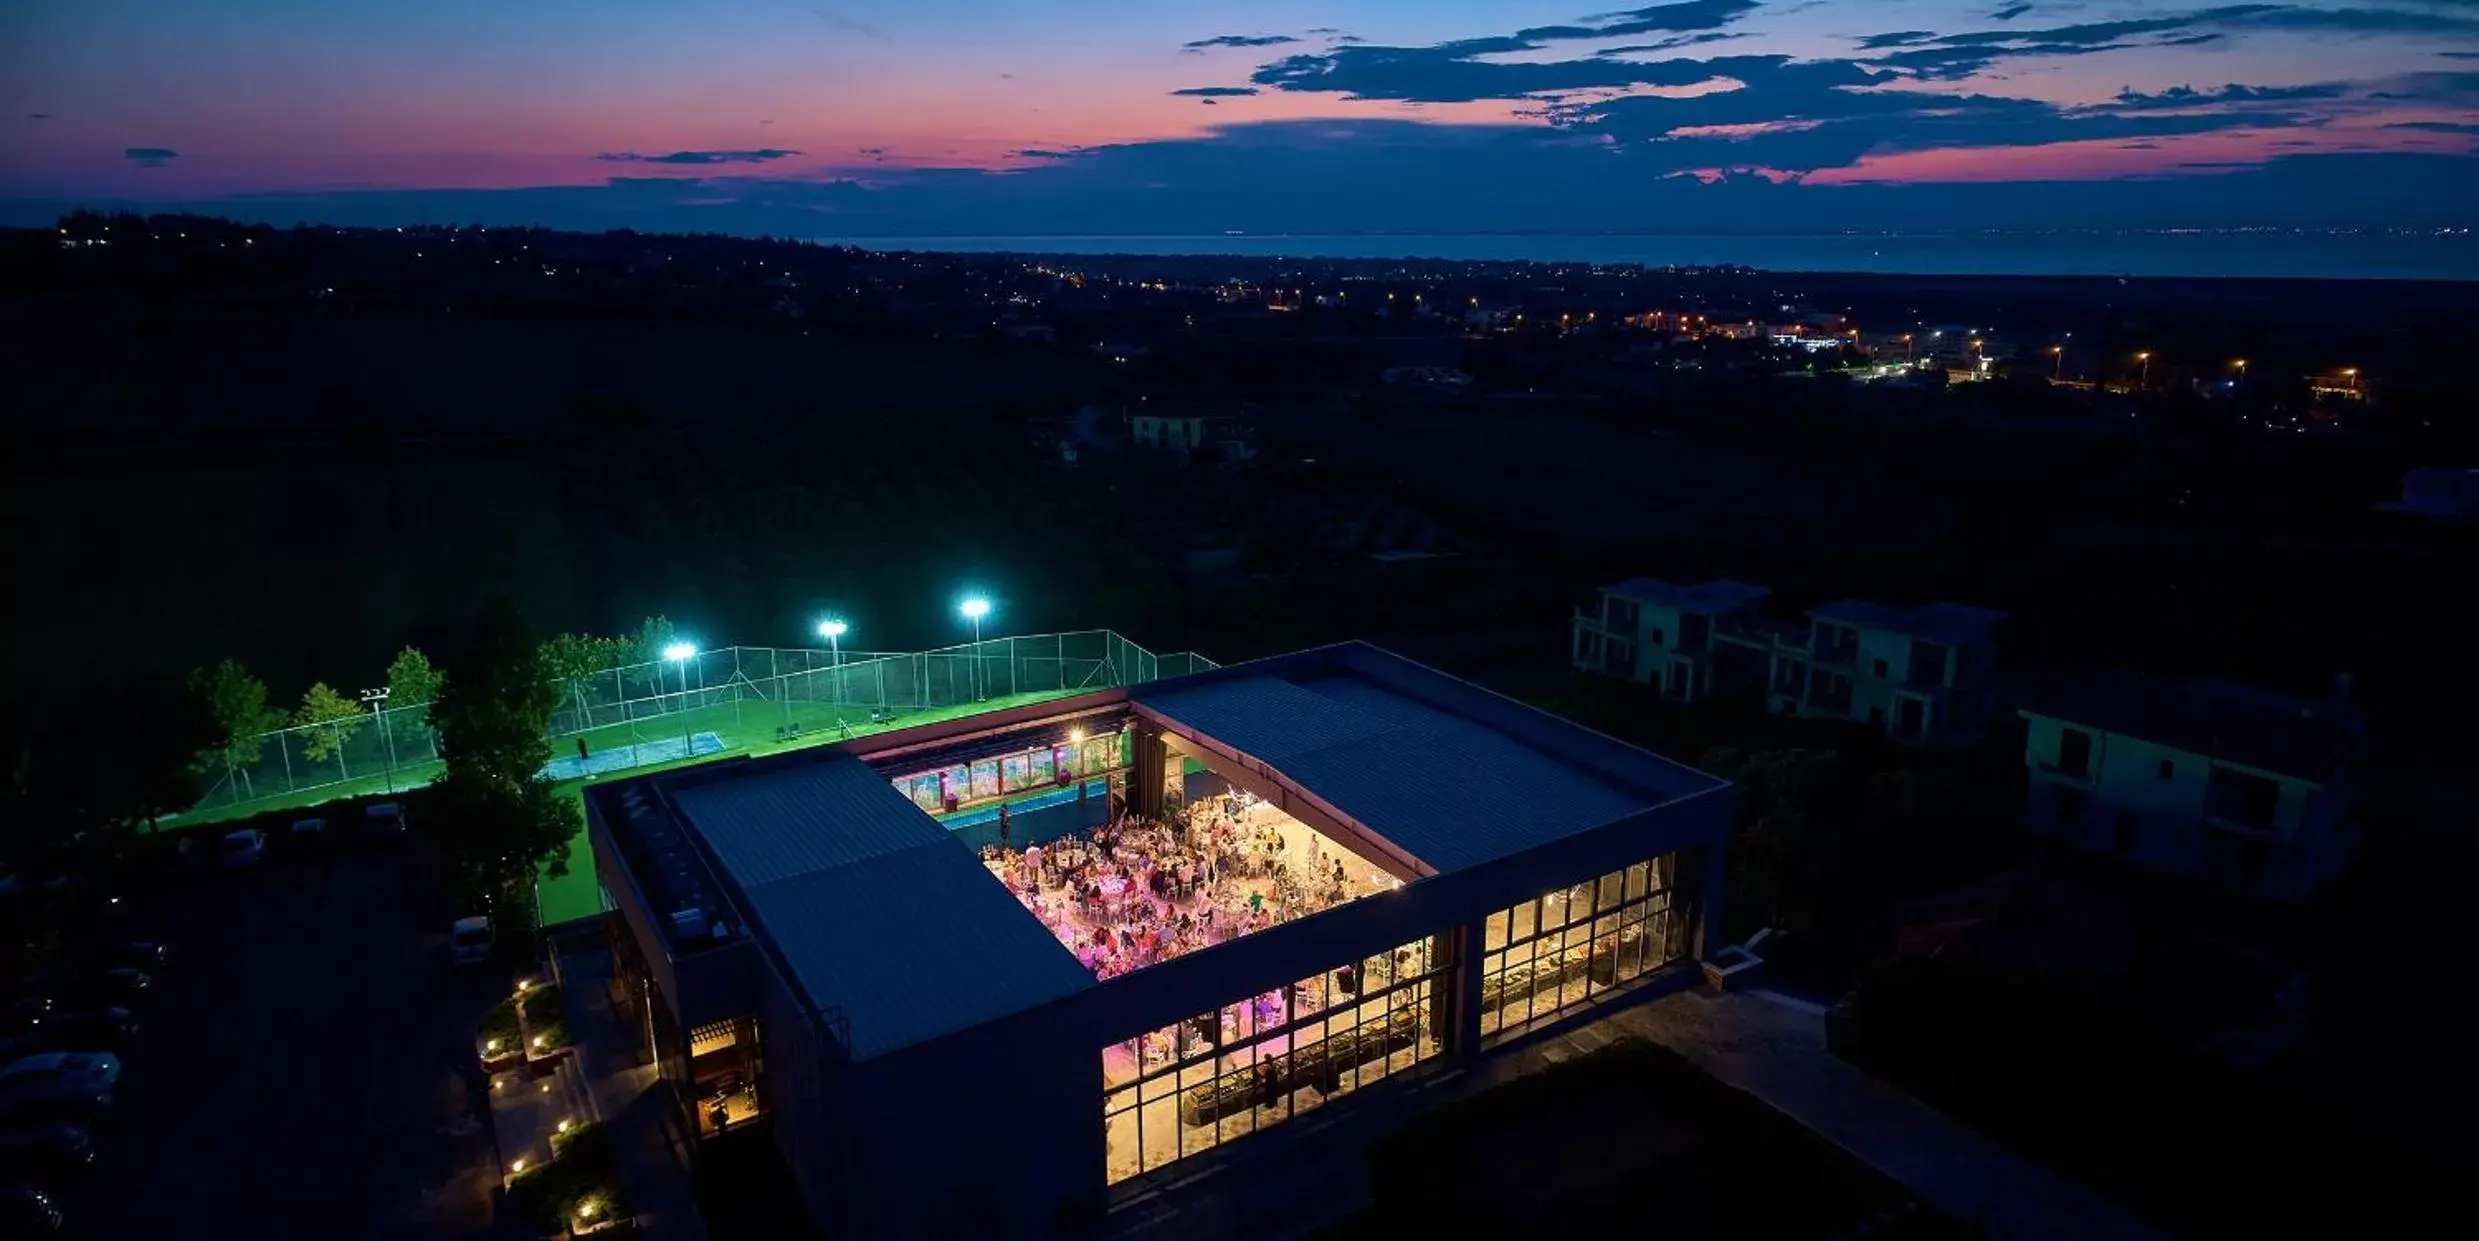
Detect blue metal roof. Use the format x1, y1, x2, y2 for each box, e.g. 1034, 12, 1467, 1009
1138, 654, 1698, 872
667, 753, 1092, 1059
745, 840, 1094, 1061
671, 758, 947, 886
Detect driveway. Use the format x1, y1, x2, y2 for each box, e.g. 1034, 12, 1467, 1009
59, 839, 506, 1238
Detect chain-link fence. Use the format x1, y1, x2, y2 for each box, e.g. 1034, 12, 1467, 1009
185, 630, 1219, 820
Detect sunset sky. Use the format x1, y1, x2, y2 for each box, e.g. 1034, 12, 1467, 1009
3, 1, 2475, 232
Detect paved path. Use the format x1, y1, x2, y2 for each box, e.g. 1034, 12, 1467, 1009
1612, 989, 2165, 1241
564, 948, 712, 1241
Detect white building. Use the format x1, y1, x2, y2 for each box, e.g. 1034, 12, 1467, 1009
1762, 599, 2006, 747
2019, 673, 2360, 903
1572, 579, 1773, 703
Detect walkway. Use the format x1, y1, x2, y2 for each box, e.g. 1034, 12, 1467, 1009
562, 948, 712, 1241
1608, 989, 2165, 1241
1106, 981, 2162, 1241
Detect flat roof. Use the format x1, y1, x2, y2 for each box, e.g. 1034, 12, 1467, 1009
1134, 643, 1723, 873
664, 755, 1094, 1060
641, 642, 1727, 1056
2019, 668, 2357, 783
1603, 577, 1771, 613
1811, 598, 2006, 645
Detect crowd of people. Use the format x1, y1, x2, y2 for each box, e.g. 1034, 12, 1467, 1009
980, 791, 1399, 980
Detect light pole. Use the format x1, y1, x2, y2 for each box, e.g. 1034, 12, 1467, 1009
663, 642, 697, 758
961, 597, 992, 701
2341, 366, 2358, 395
2134, 351, 2151, 391
2232, 358, 2247, 387
360, 687, 396, 793
817, 619, 848, 730
2051, 345, 2064, 381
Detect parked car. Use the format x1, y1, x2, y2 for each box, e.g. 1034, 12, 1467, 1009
0, 1054, 120, 1092
92, 941, 166, 972
17, 967, 150, 1011
0, 1184, 63, 1232
364, 802, 408, 838
218, 830, 265, 869
0, 1123, 94, 1185
449, 917, 496, 966
0, 1078, 112, 1127
7, 1008, 136, 1055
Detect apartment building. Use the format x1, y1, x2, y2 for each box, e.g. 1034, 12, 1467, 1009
1573, 579, 1774, 704
1763, 599, 2006, 748
2020, 672, 2360, 903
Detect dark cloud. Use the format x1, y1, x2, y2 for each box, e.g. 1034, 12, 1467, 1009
81, 143, 2474, 240
1860, 5, 2479, 80
28, 113, 51, 121
1254, 45, 1866, 104
124, 147, 178, 166
1598, 32, 1746, 55
1171, 86, 1260, 97
2110, 82, 2349, 107
1200, 99, 1219, 106
2387, 119, 2479, 133
2119, 141, 2162, 149
1993, 3, 2034, 18
1183, 35, 1300, 53
1013, 148, 1087, 159
2444, 50, 2479, 59
594, 149, 802, 165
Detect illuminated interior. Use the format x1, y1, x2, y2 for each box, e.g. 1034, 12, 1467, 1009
979, 789, 1403, 980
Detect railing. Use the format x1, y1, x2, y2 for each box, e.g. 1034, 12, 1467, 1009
183, 630, 1214, 819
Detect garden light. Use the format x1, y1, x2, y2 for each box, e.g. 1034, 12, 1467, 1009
557, 1118, 572, 1134
534, 1034, 547, 1047
540, 1082, 551, 1094
511, 1158, 526, 1173
486, 1038, 501, 1052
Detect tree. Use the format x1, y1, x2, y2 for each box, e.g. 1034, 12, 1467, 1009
1, 674, 213, 876
190, 659, 285, 797
293, 681, 366, 765
538, 633, 607, 730
429, 597, 581, 918
385, 646, 444, 706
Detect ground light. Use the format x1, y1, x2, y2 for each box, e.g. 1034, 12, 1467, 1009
663, 642, 698, 753
818, 619, 849, 728
960, 597, 992, 700
511, 1158, 526, 1173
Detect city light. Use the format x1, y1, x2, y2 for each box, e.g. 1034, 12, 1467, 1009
662, 642, 696, 662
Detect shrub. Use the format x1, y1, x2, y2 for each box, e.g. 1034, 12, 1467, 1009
479, 997, 522, 1054
520, 984, 572, 1050
511, 1122, 622, 1233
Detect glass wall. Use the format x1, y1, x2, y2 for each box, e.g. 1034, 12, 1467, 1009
1479, 854, 1684, 1044
687, 1016, 765, 1136
890, 726, 1134, 814
1102, 934, 1450, 1186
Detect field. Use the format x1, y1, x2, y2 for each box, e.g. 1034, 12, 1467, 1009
170, 686, 1086, 927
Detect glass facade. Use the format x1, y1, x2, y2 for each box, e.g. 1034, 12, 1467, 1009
687, 1016, 765, 1136
891, 727, 1134, 814
1102, 934, 1449, 1185
1479, 854, 1684, 1043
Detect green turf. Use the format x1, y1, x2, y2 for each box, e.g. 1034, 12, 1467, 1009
530, 687, 1079, 925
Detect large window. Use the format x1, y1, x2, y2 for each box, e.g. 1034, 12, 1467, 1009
1479, 855, 1684, 1044
1102, 935, 1449, 1186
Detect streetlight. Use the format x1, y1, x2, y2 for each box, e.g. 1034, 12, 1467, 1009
360, 687, 396, 793
960, 597, 992, 701
817, 619, 848, 728
2341, 366, 2358, 394
663, 642, 697, 757
2051, 344, 2064, 381
2135, 351, 2151, 390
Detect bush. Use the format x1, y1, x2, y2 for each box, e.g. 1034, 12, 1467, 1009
519, 984, 572, 1051
511, 1122, 622, 1233
479, 997, 522, 1054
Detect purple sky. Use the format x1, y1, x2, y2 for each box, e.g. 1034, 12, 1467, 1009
3, 1, 2475, 232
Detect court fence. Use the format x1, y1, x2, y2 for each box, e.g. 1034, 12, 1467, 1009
186, 630, 1217, 819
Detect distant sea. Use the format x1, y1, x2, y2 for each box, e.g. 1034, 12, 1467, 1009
813, 231, 2478, 281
